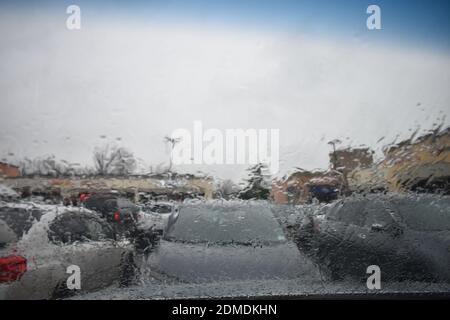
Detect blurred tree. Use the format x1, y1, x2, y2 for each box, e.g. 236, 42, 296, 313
215, 179, 240, 200
93, 144, 136, 176
19, 155, 78, 177
239, 163, 271, 200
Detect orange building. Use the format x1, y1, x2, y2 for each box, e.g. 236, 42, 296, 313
381, 127, 450, 193
0, 162, 20, 178
347, 127, 450, 194
330, 147, 374, 173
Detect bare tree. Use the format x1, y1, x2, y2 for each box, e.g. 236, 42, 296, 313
18, 158, 34, 176
93, 145, 114, 175
93, 144, 136, 176
19, 155, 77, 177
41, 156, 70, 176
110, 147, 136, 175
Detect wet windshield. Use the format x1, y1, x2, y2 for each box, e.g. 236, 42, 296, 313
0, 206, 41, 238
0, 0, 449, 301
165, 204, 287, 244
394, 196, 450, 231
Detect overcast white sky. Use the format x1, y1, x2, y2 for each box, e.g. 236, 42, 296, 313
0, 8, 449, 182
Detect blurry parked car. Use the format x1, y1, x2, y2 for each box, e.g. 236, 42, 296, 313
0, 203, 136, 299
296, 193, 450, 282
139, 201, 178, 236
82, 195, 140, 234
82, 194, 159, 254
144, 202, 323, 283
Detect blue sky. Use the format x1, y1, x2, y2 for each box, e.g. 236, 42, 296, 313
2, 0, 450, 50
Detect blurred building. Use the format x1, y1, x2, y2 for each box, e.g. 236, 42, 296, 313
272, 147, 375, 204
329, 147, 374, 173
272, 170, 344, 204
348, 127, 450, 194
347, 164, 388, 193
0, 162, 20, 178
381, 127, 450, 193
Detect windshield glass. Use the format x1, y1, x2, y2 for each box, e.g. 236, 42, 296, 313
0, 206, 41, 238
1, 0, 450, 301
394, 196, 450, 231
165, 204, 287, 244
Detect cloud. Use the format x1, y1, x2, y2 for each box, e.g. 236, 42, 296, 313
0, 12, 449, 180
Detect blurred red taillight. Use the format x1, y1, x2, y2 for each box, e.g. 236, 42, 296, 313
0, 255, 27, 283
79, 192, 89, 201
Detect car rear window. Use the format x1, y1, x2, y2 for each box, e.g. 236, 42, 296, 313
0, 206, 42, 238
48, 211, 115, 244
165, 205, 287, 245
